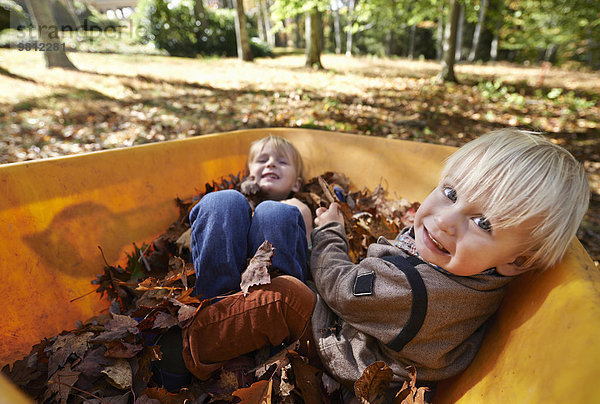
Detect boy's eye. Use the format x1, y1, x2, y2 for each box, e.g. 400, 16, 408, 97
443, 186, 457, 202
473, 216, 492, 232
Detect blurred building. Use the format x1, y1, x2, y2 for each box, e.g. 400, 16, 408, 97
87, 0, 138, 13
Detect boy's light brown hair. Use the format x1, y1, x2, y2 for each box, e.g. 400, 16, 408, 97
441, 128, 589, 271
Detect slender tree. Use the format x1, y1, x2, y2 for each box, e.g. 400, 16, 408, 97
332, 2, 342, 54
271, 0, 328, 68
436, 13, 444, 60
468, 0, 488, 61
345, 0, 356, 56
454, 2, 464, 61
305, 7, 323, 68
260, 0, 275, 47
233, 0, 253, 61
24, 0, 77, 70
194, 0, 208, 32
437, 0, 460, 83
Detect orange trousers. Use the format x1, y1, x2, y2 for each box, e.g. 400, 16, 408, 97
182, 275, 316, 380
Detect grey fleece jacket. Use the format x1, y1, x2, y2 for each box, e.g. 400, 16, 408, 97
309, 222, 512, 387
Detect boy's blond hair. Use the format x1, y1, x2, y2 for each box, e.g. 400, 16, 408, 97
441, 128, 589, 271
247, 135, 304, 181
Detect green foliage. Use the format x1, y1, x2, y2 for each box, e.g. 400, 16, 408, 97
0, 0, 25, 31
270, 0, 330, 21
477, 79, 596, 112
133, 0, 272, 58
477, 79, 525, 107
498, 0, 600, 65
133, 0, 197, 57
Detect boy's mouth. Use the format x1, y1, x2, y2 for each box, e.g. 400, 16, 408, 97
424, 227, 450, 254
262, 172, 279, 180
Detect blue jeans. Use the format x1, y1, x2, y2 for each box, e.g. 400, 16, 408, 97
189, 190, 308, 299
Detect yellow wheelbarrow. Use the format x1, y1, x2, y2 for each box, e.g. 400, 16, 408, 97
1, 128, 598, 403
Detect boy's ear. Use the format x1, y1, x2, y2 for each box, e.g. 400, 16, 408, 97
292, 177, 302, 193
496, 256, 532, 276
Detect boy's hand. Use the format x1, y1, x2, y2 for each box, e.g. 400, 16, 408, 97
315, 203, 344, 227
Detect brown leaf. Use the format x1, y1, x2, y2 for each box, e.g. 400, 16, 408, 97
240, 241, 274, 295
152, 311, 178, 330
393, 366, 428, 404
106, 313, 140, 334
73, 346, 114, 378
175, 229, 191, 253
138, 387, 196, 404
289, 352, 325, 404
354, 361, 393, 404
233, 379, 273, 403
177, 303, 199, 326
166, 296, 201, 327
44, 365, 80, 404
101, 358, 133, 390
105, 341, 144, 359
46, 332, 94, 376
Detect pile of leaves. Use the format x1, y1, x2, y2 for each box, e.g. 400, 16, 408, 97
2, 172, 423, 404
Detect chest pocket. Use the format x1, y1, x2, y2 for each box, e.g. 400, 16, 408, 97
381, 255, 429, 352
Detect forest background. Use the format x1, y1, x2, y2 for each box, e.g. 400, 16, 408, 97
0, 0, 599, 267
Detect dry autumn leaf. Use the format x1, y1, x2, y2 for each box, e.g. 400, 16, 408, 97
233, 379, 273, 403
101, 359, 133, 390
354, 361, 394, 404
393, 366, 428, 404
240, 240, 274, 295
44, 365, 80, 404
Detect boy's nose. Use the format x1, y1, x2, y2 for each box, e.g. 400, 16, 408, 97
434, 208, 457, 236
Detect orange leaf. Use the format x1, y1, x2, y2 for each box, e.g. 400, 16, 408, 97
233, 379, 273, 403
354, 361, 393, 404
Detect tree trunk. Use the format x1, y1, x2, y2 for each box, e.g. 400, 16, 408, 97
490, 18, 501, 61
294, 15, 302, 48
386, 28, 394, 56
544, 44, 557, 63
257, 0, 267, 42
468, 0, 487, 62
436, 14, 444, 60
408, 25, 416, 59
345, 0, 355, 57
333, 6, 341, 54
261, 0, 275, 47
233, 0, 253, 61
437, 0, 459, 83
194, 0, 208, 33
24, 0, 77, 70
305, 8, 323, 69
455, 2, 464, 61
59, 0, 79, 29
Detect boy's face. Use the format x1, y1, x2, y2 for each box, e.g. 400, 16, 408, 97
413, 182, 531, 276
248, 142, 302, 201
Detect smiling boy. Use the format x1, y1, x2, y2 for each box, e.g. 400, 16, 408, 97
310, 129, 589, 391
189, 135, 312, 300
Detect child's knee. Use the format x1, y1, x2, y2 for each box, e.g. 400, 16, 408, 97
190, 190, 249, 223
254, 200, 300, 224
270, 276, 316, 319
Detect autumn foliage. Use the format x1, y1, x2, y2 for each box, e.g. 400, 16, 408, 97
2, 172, 423, 403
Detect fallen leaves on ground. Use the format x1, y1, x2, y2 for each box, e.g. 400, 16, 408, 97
2, 171, 419, 403
0, 52, 597, 267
